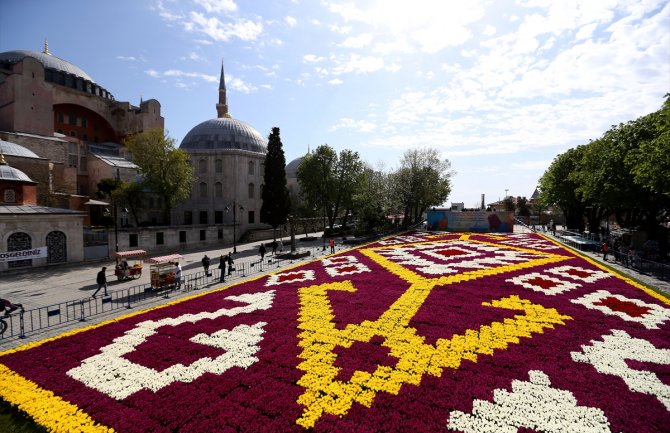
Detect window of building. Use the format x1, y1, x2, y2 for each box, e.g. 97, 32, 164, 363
248, 161, 254, 175
215, 182, 223, 198
218, 229, 223, 239
199, 159, 207, 174
57, 112, 64, 123
80, 157, 87, 171
129, 233, 138, 248
248, 211, 255, 224
3, 189, 16, 203
199, 211, 208, 224
215, 210, 223, 224
156, 232, 164, 245
81, 117, 87, 128
248, 183, 254, 199
184, 210, 192, 225
199, 182, 207, 198
179, 231, 186, 243
68, 154, 78, 167
69, 111, 76, 125
200, 230, 206, 241
215, 159, 222, 173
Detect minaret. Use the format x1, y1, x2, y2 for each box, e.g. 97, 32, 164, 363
216, 60, 231, 118
43, 38, 50, 55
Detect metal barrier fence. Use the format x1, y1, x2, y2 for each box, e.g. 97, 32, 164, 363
0, 245, 336, 342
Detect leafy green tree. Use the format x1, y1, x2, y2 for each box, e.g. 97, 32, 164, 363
392, 148, 453, 226
123, 129, 194, 225
297, 145, 365, 229
112, 180, 144, 226
503, 196, 516, 212
352, 164, 392, 232
260, 127, 291, 239
516, 197, 530, 217
538, 146, 587, 231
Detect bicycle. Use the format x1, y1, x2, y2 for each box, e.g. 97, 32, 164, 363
0, 304, 24, 336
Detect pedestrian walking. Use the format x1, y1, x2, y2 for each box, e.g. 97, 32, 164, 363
601, 242, 609, 261
174, 262, 182, 290
92, 267, 108, 298
227, 252, 234, 276
218, 255, 226, 282
329, 238, 335, 253
271, 240, 277, 255
259, 244, 266, 260
278, 239, 283, 252
202, 255, 211, 276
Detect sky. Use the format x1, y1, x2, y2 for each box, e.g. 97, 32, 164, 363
1, 0, 669, 207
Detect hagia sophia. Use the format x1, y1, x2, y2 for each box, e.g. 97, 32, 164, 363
0, 43, 302, 272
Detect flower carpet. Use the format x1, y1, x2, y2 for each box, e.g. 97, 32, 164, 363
0, 231, 669, 432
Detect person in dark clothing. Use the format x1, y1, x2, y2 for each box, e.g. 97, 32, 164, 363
92, 267, 108, 298
271, 241, 277, 255
259, 244, 266, 260
202, 255, 211, 276
218, 255, 226, 282
226, 252, 234, 276
0, 298, 22, 317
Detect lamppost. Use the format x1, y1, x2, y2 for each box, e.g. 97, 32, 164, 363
225, 202, 244, 254
504, 189, 508, 199
322, 205, 326, 251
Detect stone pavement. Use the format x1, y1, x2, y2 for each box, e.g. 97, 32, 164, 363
1, 227, 668, 351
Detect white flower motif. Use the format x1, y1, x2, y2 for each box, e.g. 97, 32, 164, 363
546, 266, 611, 283
571, 329, 670, 411
571, 290, 670, 329
67, 291, 274, 400
448, 370, 613, 433
265, 270, 315, 286
506, 272, 581, 296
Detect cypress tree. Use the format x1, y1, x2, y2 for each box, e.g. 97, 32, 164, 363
260, 127, 291, 238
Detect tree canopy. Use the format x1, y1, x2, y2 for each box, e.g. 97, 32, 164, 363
538, 96, 669, 234
123, 128, 194, 225
392, 148, 453, 225
260, 127, 291, 235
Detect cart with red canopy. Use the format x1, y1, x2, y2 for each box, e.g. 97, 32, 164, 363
146, 254, 183, 289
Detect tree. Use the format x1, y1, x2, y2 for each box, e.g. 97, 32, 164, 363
123, 129, 193, 225
112, 181, 144, 226
538, 147, 587, 231
503, 196, 516, 212
352, 164, 392, 232
260, 127, 291, 239
392, 148, 453, 226
516, 197, 530, 217
297, 144, 365, 229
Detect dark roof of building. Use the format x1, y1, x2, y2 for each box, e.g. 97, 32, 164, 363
286, 155, 306, 179
0, 49, 96, 83
0, 139, 41, 159
180, 117, 267, 154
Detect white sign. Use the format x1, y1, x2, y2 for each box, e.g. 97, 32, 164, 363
0, 247, 48, 262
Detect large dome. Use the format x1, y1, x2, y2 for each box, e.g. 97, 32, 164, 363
180, 117, 266, 154
0, 50, 96, 83
286, 155, 305, 179
0, 163, 34, 183
0, 139, 40, 159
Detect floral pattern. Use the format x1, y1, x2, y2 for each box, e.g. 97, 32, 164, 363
0, 231, 668, 433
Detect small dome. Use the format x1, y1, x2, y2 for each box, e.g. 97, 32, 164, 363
0, 139, 40, 159
286, 155, 305, 179
0, 50, 96, 83
180, 118, 266, 154
0, 164, 34, 183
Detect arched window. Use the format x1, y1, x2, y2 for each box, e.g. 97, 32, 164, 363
215, 159, 223, 173
7, 232, 32, 269
3, 189, 16, 203
248, 183, 254, 199
248, 161, 254, 175
199, 182, 208, 198
199, 159, 207, 174
215, 182, 223, 198
46, 231, 67, 264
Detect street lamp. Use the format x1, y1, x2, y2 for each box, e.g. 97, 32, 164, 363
322, 205, 326, 251
225, 202, 244, 254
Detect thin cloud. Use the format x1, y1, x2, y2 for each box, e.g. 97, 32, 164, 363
193, 0, 237, 14
285, 16, 297, 27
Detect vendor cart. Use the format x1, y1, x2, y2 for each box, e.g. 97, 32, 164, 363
113, 249, 146, 280
146, 254, 184, 289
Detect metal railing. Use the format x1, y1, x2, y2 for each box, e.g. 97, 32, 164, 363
0, 245, 338, 342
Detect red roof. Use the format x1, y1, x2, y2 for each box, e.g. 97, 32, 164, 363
146, 254, 183, 264
114, 250, 147, 258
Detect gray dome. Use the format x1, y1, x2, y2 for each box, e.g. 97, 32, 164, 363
0, 164, 34, 183
180, 118, 266, 154
286, 155, 305, 179
0, 139, 40, 159
0, 50, 96, 83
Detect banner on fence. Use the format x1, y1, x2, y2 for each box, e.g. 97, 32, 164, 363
0, 247, 48, 262
426, 210, 514, 233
